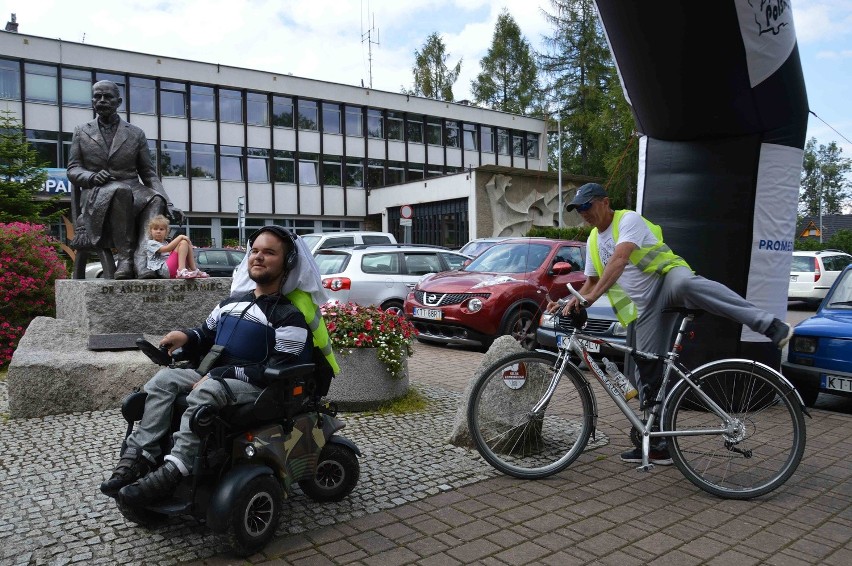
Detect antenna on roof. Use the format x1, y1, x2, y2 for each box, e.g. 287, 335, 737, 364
360, 3, 380, 89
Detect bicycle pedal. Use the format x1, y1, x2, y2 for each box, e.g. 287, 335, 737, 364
635, 463, 655, 473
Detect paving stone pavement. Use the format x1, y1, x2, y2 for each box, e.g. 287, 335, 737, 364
1, 341, 851, 565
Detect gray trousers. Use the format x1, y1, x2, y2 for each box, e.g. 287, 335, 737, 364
627, 266, 775, 390
127, 367, 261, 472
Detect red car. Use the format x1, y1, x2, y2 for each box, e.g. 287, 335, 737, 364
404, 238, 587, 350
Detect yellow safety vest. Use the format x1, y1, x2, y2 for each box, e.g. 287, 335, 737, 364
286, 289, 340, 374
588, 210, 692, 326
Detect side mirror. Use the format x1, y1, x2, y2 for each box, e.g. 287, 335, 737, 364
551, 261, 573, 275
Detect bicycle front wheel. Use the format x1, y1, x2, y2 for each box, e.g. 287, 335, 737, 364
467, 351, 594, 479
664, 360, 806, 499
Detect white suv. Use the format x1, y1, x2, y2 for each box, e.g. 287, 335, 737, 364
300, 231, 396, 253
314, 245, 470, 315
788, 250, 852, 305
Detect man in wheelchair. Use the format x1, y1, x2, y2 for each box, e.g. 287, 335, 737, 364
101, 226, 318, 505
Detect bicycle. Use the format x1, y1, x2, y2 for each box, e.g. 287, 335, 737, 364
467, 286, 808, 500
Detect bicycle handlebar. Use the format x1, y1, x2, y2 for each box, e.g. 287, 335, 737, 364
567, 285, 589, 307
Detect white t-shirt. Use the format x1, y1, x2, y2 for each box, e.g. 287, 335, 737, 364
584, 211, 662, 315
146, 239, 171, 276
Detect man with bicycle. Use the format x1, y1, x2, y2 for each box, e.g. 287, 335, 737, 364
547, 183, 792, 465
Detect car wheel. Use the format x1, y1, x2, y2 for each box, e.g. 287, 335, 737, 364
381, 300, 404, 317
503, 308, 537, 350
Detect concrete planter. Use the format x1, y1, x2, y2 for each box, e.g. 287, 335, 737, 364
326, 348, 409, 411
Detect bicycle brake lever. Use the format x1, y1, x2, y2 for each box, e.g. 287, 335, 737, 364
567, 285, 589, 307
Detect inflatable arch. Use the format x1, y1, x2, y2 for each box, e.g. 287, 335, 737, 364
595, 1, 809, 368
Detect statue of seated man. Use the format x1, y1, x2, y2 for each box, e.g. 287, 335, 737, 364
67, 80, 181, 279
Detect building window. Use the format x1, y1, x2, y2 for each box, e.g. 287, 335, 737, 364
247, 147, 269, 182
387, 160, 405, 185
387, 111, 403, 141
61, 132, 72, 166
160, 81, 186, 118
427, 166, 443, 178
367, 159, 384, 188
322, 102, 341, 134
407, 162, 424, 182
25, 63, 57, 104
26, 129, 59, 167
220, 145, 244, 180
323, 156, 342, 186
297, 99, 318, 130
526, 133, 540, 158
191, 143, 216, 178
481, 126, 494, 153
298, 152, 319, 184
346, 157, 363, 188
190, 85, 215, 120
161, 141, 187, 177
96, 72, 127, 112
147, 139, 157, 169
0, 58, 20, 100
367, 109, 383, 139
512, 132, 524, 157
129, 76, 156, 114
272, 96, 293, 128
219, 89, 243, 124
407, 114, 423, 143
445, 120, 459, 148
462, 123, 478, 151
61, 68, 91, 107
497, 128, 510, 155
273, 150, 294, 183
345, 105, 362, 137
426, 117, 442, 145
247, 92, 268, 126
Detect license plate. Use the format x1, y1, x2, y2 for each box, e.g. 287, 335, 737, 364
790, 275, 798, 282
413, 307, 442, 320
821, 374, 852, 393
558, 334, 600, 352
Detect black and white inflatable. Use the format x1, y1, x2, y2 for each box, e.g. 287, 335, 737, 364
595, 1, 809, 368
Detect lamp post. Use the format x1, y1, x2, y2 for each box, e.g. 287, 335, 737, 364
557, 115, 563, 228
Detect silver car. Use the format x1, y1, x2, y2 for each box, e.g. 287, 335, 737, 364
314, 245, 471, 315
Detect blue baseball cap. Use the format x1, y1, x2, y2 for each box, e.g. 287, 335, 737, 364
566, 183, 608, 211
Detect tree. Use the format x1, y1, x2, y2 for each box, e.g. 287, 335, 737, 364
538, 0, 636, 207
0, 111, 60, 223
799, 137, 852, 216
407, 32, 462, 101
471, 10, 540, 115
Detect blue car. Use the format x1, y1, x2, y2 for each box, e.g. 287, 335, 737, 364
782, 263, 852, 407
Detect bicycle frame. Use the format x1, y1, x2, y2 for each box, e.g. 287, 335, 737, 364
547, 313, 745, 470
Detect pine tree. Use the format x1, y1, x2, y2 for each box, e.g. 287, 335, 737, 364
800, 137, 852, 216
0, 111, 59, 223
471, 10, 540, 115
407, 32, 462, 101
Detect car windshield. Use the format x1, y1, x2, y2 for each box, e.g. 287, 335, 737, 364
314, 252, 350, 275
301, 235, 321, 250
826, 269, 852, 308
465, 243, 551, 274
460, 240, 496, 257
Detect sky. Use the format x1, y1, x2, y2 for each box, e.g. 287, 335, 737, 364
1, 0, 851, 161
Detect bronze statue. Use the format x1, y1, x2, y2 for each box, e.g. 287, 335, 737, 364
67, 80, 182, 279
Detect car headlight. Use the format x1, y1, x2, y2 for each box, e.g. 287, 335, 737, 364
612, 321, 627, 337
467, 297, 483, 312
790, 335, 817, 354
539, 313, 557, 328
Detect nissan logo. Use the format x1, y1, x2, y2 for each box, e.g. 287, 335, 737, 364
426, 293, 439, 305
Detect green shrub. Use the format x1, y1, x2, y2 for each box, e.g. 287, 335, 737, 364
526, 225, 592, 242
0, 222, 68, 367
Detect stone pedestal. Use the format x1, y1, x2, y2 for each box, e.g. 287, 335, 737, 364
7, 278, 231, 418
326, 348, 409, 411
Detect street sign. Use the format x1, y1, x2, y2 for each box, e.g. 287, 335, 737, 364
400, 218, 412, 226
400, 204, 413, 219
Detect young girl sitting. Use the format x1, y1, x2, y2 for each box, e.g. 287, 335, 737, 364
146, 215, 209, 279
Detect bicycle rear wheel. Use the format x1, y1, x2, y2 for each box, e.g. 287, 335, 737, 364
664, 360, 806, 499
467, 351, 594, 479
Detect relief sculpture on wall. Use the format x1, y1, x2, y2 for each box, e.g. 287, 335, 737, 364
484, 174, 563, 237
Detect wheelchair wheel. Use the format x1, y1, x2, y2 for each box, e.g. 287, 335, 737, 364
298, 443, 359, 502
227, 474, 283, 557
